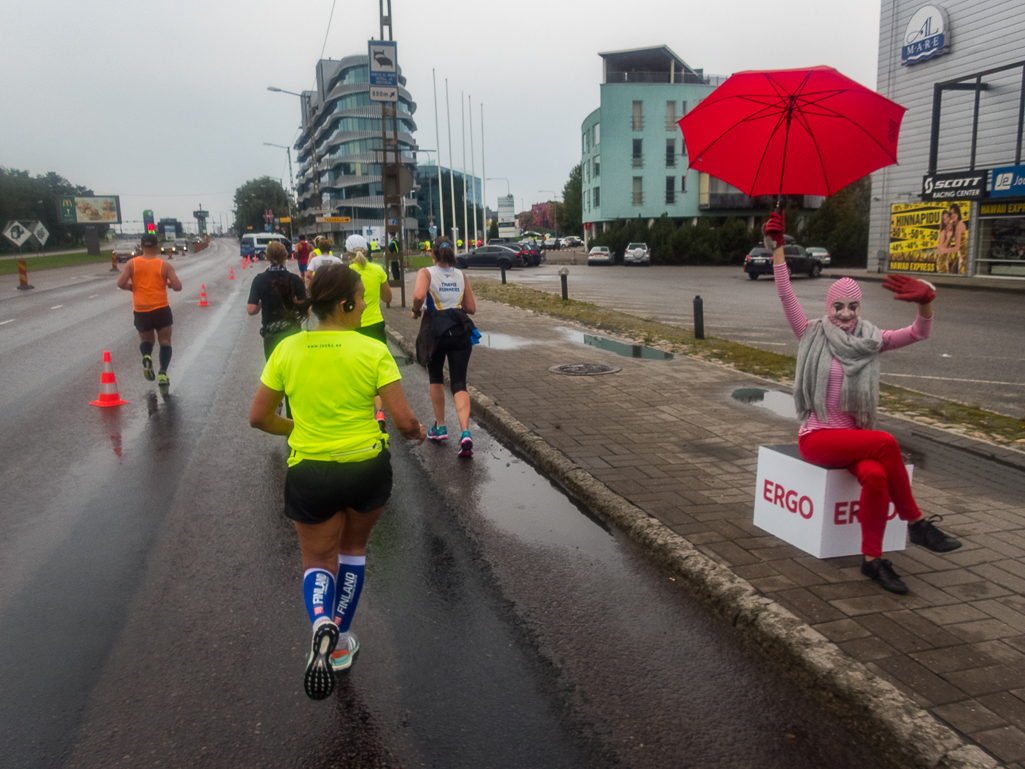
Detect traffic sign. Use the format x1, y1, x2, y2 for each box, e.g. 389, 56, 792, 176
368, 40, 398, 102
279, 217, 291, 223
3, 221, 31, 247
316, 216, 352, 223
32, 222, 49, 246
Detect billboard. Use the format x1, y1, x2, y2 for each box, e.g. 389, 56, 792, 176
888, 200, 970, 275
497, 194, 518, 239
57, 196, 122, 224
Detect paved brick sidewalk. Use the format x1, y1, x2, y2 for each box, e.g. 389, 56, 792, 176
384, 292, 1025, 767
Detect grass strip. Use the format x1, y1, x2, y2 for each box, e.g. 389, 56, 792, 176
472, 281, 1025, 447
0, 251, 113, 275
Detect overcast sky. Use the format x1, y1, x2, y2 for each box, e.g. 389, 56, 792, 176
1, 0, 882, 232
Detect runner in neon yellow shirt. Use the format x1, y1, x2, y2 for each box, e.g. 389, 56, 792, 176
250, 263, 425, 701
345, 234, 392, 430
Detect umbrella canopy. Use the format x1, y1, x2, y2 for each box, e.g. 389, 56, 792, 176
678, 66, 906, 198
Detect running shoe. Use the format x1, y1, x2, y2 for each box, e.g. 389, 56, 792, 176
157, 371, 169, 396
458, 430, 473, 458
142, 355, 155, 381
304, 619, 340, 700
375, 410, 387, 433
330, 631, 360, 672
427, 424, 448, 442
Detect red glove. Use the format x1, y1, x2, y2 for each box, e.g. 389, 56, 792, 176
882, 274, 936, 304
762, 211, 786, 250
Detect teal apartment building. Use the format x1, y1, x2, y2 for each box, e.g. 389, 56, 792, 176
581, 46, 820, 245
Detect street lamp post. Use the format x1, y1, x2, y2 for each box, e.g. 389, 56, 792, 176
268, 86, 321, 233
264, 142, 297, 239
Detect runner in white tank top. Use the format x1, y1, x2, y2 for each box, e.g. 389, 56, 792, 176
425, 265, 465, 311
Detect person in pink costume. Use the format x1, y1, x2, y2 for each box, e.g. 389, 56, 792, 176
764, 211, 961, 594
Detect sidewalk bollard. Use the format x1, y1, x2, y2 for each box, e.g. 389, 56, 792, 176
110, 253, 119, 272
501, 266, 507, 285
559, 267, 569, 300
693, 295, 704, 340
17, 260, 34, 291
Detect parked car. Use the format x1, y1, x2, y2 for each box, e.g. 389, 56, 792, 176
543, 235, 561, 250
456, 244, 524, 270
561, 236, 583, 249
806, 247, 831, 266
587, 246, 613, 266
624, 242, 651, 266
744, 243, 823, 279
240, 233, 293, 261
112, 241, 140, 263
487, 237, 509, 245
517, 240, 544, 266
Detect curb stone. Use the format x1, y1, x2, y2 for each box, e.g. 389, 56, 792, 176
387, 324, 1001, 769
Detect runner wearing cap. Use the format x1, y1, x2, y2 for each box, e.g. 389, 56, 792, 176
117, 232, 182, 395
249, 263, 426, 701
765, 211, 961, 595
345, 234, 392, 431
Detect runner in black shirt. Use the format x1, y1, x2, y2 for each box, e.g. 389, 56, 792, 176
247, 240, 307, 359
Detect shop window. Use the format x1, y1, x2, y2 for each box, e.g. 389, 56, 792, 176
632, 177, 643, 205
977, 216, 1025, 276
632, 101, 643, 131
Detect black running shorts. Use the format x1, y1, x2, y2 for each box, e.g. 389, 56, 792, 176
133, 305, 173, 333
284, 450, 393, 524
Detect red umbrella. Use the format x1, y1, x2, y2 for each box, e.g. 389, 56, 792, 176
678, 66, 906, 199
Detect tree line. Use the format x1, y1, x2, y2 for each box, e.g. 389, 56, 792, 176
0, 168, 111, 253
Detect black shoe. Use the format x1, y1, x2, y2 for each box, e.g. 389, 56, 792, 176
861, 558, 908, 594
908, 515, 962, 553
304, 620, 339, 701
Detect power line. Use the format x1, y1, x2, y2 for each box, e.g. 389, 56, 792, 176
320, 0, 337, 61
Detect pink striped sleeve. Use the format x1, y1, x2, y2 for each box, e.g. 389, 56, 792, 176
774, 263, 809, 339
881, 313, 932, 352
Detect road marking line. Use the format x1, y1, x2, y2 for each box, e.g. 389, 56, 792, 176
50, 305, 63, 309
0, 319, 14, 325
88, 295, 97, 298
881, 372, 1025, 386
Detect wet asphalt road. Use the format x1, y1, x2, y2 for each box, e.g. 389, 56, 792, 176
0, 241, 889, 768
505, 263, 1025, 417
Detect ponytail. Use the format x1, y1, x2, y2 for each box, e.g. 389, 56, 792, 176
348, 247, 368, 269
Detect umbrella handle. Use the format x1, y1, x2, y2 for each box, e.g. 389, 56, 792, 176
775, 197, 782, 213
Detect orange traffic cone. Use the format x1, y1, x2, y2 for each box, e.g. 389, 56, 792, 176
229, 266, 235, 279
90, 351, 129, 408
198, 285, 210, 306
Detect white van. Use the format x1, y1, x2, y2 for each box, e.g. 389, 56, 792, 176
240, 233, 293, 261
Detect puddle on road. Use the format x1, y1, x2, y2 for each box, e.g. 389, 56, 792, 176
730, 387, 797, 419
477, 328, 673, 360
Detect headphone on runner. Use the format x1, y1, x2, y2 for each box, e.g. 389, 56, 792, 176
342, 296, 356, 313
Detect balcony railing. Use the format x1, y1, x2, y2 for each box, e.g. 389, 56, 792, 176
607, 71, 723, 85
665, 155, 676, 168
631, 117, 644, 131
632, 191, 644, 205
632, 156, 644, 168
665, 191, 676, 205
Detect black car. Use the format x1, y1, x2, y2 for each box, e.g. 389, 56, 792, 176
744, 242, 823, 279
457, 245, 524, 270
516, 240, 543, 266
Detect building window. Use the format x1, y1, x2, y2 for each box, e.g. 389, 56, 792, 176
681, 175, 687, 193
585, 189, 590, 210
593, 187, 600, 207
666, 101, 676, 131
666, 177, 676, 205
585, 162, 590, 182
681, 100, 688, 116
632, 177, 643, 205
593, 157, 600, 177
632, 101, 643, 131
594, 123, 600, 145
666, 139, 676, 168
632, 139, 643, 168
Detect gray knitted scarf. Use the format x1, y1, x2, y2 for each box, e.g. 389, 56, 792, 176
794, 317, 883, 429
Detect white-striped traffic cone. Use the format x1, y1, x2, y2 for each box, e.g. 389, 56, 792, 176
89, 351, 129, 408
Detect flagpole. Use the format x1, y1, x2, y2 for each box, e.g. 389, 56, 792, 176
469, 94, 478, 246
480, 103, 487, 242
432, 69, 444, 240
445, 79, 457, 244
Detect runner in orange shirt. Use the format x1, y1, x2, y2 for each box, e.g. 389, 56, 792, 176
117, 232, 183, 395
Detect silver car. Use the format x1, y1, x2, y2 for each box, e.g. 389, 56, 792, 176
806, 247, 831, 266
624, 242, 651, 266
587, 246, 612, 265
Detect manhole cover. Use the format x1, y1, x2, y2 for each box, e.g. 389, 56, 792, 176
548, 363, 621, 376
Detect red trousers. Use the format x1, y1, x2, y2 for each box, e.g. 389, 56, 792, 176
798, 429, 921, 558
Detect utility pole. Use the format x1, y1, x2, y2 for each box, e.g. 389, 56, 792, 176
378, 0, 405, 306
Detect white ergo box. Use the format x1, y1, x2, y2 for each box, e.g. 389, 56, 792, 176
753, 444, 910, 559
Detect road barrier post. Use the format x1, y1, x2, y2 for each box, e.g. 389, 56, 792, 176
16, 262, 34, 291
559, 267, 569, 300
693, 295, 704, 340
501, 266, 507, 285
110, 253, 119, 272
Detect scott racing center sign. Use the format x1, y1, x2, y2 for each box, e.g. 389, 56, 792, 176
922, 170, 987, 200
